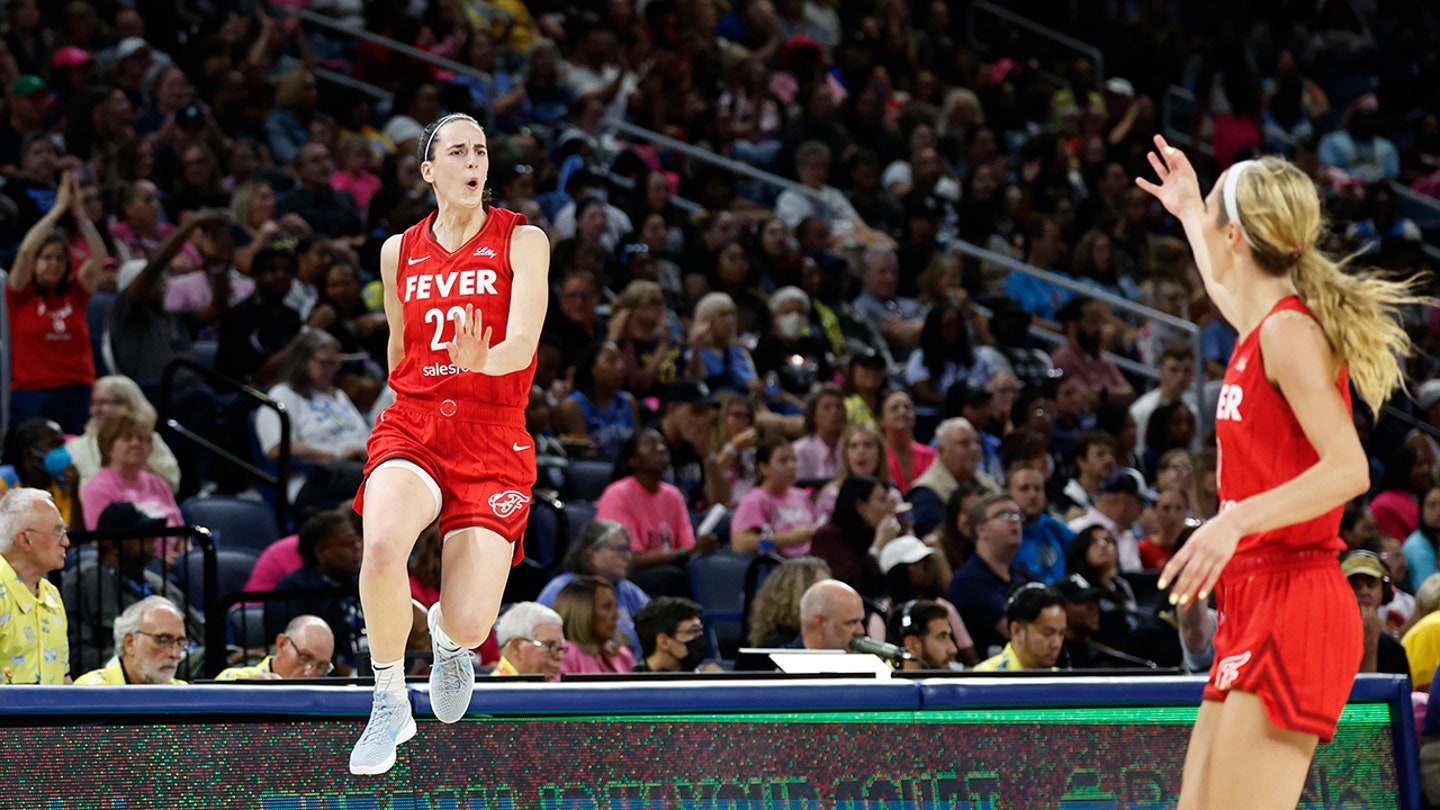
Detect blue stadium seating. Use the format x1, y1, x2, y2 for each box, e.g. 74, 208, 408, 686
181, 495, 282, 553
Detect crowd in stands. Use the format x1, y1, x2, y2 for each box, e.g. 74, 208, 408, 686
0, 0, 1439, 721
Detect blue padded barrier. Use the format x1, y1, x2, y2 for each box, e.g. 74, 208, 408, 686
0, 684, 372, 717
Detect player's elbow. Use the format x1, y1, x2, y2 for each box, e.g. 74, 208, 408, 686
1330, 454, 1370, 503
1341, 464, 1370, 502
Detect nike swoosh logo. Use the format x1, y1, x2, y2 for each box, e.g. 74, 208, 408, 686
408, 256, 431, 265
512, 443, 531, 452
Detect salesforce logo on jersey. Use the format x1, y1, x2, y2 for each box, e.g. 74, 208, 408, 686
422, 362, 463, 376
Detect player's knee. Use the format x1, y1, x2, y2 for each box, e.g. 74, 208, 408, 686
360, 533, 412, 571
441, 603, 499, 649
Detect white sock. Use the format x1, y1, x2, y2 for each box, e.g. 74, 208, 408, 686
430, 607, 464, 654
372, 658, 405, 696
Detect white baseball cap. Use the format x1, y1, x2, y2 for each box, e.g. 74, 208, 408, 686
878, 535, 935, 575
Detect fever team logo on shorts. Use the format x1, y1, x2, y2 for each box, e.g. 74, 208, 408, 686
1214, 650, 1252, 691
488, 490, 531, 518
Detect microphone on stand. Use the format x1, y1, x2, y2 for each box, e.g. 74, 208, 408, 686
849, 635, 920, 664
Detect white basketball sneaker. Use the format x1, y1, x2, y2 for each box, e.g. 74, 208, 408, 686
427, 603, 475, 723
348, 689, 416, 775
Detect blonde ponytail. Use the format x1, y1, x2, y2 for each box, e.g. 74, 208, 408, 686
1291, 253, 1420, 411
1223, 156, 1429, 411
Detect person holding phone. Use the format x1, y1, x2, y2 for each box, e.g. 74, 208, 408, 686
809, 474, 907, 598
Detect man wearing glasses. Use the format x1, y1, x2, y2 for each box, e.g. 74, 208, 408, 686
0, 488, 71, 684
633, 597, 708, 673
490, 602, 566, 682
75, 595, 188, 684
947, 492, 1037, 658
216, 614, 336, 680
974, 583, 1067, 672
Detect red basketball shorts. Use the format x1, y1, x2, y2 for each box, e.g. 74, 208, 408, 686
1201, 549, 1361, 741
354, 397, 536, 566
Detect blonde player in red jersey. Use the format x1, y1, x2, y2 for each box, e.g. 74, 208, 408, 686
348, 112, 549, 775
1138, 135, 1422, 808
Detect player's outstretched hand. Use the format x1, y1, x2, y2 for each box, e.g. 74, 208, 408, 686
447, 303, 493, 373
1135, 134, 1204, 220
1158, 512, 1242, 608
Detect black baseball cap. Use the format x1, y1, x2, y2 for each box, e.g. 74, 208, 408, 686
1056, 572, 1104, 603
665, 379, 716, 406
96, 502, 167, 536
1101, 468, 1156, 502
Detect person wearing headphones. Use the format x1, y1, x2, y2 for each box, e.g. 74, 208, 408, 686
1341, 550, 1409, 678
972, 583, 1066, 672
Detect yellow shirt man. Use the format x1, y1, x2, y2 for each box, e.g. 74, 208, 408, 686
0, 554, 68, 684
216, 656, 276, 681
74, 660, 186, 685
974, 643, 1058, 672
1403, 611, 1440, 690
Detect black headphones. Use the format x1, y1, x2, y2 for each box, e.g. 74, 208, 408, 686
1341, 549, 1394, 604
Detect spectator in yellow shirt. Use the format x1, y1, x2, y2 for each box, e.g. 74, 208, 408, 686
217, 615, 336, 681
0, 487, 70, 684
974, 583, 1067, 672
491, 601, 566, 681
74, 596, 188, 684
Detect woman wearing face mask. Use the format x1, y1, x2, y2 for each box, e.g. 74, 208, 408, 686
1, 418, 84, 528
752, 286, 835, 414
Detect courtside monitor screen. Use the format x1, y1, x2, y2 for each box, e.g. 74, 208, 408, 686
0, 694, 1406, 808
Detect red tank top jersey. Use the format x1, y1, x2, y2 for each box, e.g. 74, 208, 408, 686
6, 281, 95, 390
1214, 295, 1350, 558
389, 206, 535, 410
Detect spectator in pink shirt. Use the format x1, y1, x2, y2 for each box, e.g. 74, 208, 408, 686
879, 390, 935, 494
244, 534, 302, 593
791, 385, 847, 484
1373, 443, 1434, 543
597, 429, 718, 597
79, 411, 184, 564
556, 576, 636, 674
1048, 298, 1135, 410
732, 439, 823, 556
709, 392, 760, 506
330, 133, 382, 218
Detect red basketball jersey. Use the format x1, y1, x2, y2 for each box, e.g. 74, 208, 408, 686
389, 206, 535, 409
1214, 295, 1350, 558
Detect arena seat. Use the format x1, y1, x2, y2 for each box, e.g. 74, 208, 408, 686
563, 459, 615, 502
181, 495, 281, 553
687, 550, 754, 659
177, 547, 262, 610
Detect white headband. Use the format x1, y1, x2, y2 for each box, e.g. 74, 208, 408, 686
422, 113, 481, 161
1223, 160, 1256, 246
